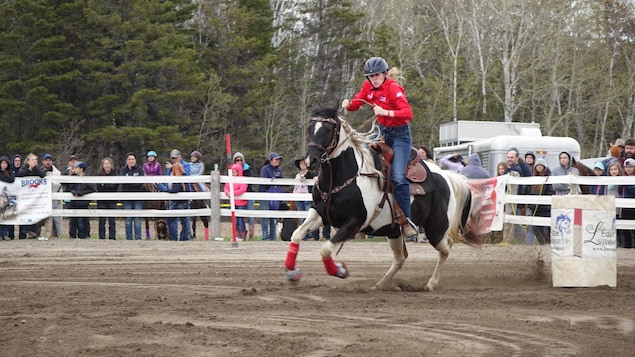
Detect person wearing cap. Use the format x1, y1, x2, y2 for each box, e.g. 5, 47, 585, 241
120, 152, 145, 240
259, 152, 284, 241
620, 158, 635, 248
165, 149, 191, 176
588, 161, 607, 195
39, 153, 62, 238
158, 161, 192, 241
552, 151, 580, 195
0, 155, 16, 240
66, 161, 94, 239
233, 152, 256, 240
613, 138, 626, 159
527, 158, 554, 245
341, 56, 418, 240
143, 150, 163, 176
64, 155, 78, 176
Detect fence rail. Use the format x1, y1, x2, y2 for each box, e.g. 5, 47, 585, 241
45, 172, 635, 237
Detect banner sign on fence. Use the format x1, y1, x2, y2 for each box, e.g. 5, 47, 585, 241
468, 175, 507, 234
550, 195, 617, 287
0, 178, 52, 225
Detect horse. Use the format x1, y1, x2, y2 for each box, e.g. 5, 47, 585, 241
284, 107, 482, 291
142, 182, 168, 240
571, 158, 596, 194
190, 183, 210, 240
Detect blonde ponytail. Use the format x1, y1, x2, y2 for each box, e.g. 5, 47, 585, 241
387, 67, 405, 85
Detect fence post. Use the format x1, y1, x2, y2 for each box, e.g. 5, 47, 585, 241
210, 170, 221, 238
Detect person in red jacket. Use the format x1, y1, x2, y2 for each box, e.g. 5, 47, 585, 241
224, 163, 248, 240
341, 56, 417, 240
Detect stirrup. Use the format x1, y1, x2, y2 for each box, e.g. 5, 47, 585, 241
402, 218, 418, 240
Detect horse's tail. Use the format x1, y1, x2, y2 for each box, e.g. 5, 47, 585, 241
446, 173, 483, 248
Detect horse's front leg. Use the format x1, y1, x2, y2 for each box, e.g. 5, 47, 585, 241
320, 222, 360, 279
285, 208, 323, 282
374, 236, 408, 291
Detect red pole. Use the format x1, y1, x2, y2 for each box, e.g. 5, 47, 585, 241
225, 134, 238, 245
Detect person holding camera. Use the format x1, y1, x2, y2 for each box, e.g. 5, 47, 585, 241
440, 153, 465, 173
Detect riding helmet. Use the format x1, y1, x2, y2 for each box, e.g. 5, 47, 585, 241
364, 57, 389, 76
146, 150, 157, 157
191, 151, 202, 159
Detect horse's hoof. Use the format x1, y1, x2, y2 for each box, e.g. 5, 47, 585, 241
286, 268, 302, 282
335, 262, 349, 279
424, 284, 434, 292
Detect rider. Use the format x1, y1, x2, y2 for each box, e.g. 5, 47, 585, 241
341, 56, 417, 241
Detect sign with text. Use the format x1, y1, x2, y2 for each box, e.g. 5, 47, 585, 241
467, 176, 507, 233
550, 195, 616, 287
0, 178, 52, 225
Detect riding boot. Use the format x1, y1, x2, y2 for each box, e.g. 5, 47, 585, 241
204, 227, 209, 241
395, 208, 418, 241
248, 224, 254, 240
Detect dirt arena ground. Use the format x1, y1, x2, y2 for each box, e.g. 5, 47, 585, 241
1, 236, 634, 356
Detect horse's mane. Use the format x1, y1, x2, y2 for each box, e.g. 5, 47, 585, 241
338, 116, 383, 178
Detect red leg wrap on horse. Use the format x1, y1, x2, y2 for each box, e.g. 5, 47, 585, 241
323, 256, 338, 276
285, 242, 300, 270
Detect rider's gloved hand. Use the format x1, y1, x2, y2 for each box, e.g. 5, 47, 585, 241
341, 99, 350, 109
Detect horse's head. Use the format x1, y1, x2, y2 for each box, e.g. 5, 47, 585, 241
305, 107, 341, 171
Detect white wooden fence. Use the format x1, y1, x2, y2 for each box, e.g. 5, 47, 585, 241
49, 172, 635, 238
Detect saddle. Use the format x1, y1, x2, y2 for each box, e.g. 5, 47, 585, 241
370, 143, 434, 196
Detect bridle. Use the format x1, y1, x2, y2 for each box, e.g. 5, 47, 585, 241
307, 116, 343, 161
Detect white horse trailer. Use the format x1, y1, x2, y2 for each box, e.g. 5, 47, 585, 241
433, 135, 581, 177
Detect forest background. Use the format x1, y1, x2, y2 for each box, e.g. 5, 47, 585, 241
1, 0, 635, 175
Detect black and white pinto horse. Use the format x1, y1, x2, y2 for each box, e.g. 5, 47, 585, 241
284, 108, 482, 291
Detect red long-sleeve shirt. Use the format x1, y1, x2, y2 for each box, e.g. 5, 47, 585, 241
346, 77, 413, 127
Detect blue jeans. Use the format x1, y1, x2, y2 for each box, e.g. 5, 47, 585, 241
260, 200, 277, 240
236, 206, 246, 232
98, 201, 117, 239
246, 200, 255, 226
525, 207, 535, 244
168, 201, 190, 241
122, 200, 143, 240
380, 125, 412, 218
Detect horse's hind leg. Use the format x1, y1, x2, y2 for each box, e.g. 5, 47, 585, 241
425, 235, 453, 291
374, 237, 407, 291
